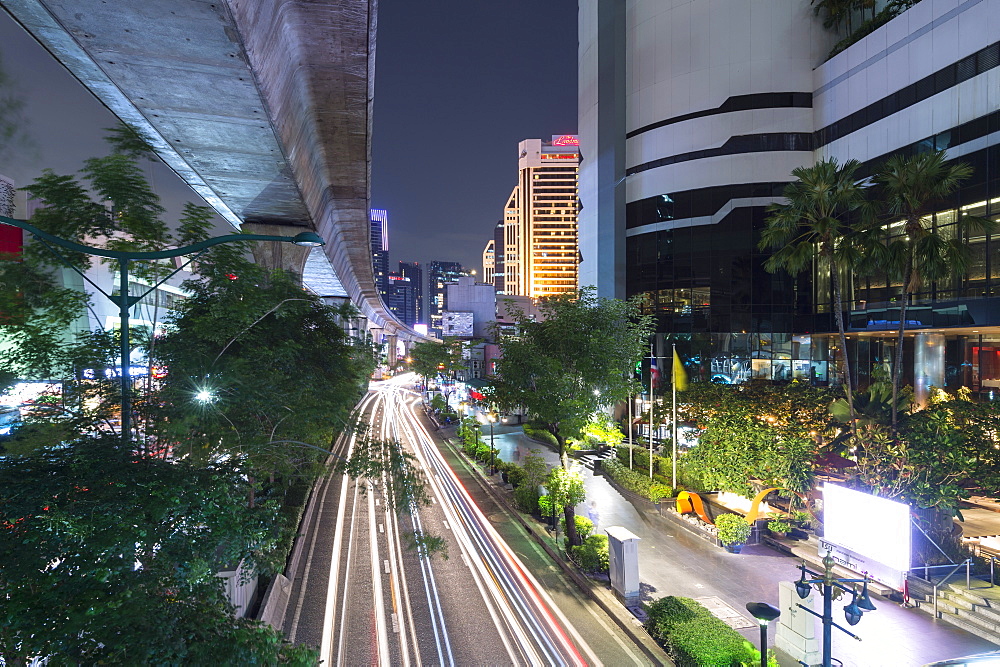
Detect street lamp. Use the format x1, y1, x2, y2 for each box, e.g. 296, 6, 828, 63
487, 412, 496, 475
794, 551, 877, 667
0, 215, 325, 443
745, 602, 780, 667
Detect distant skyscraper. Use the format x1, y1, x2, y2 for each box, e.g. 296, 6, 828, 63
386, 272, 417, 327
482, 239, 495, 286
502, 137, 579, 297
369, 209, 390, 302
398, 261, 424, 324
492, 219, 505, 293
428, 260, 469, 338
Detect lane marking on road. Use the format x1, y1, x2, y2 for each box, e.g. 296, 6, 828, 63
380, 523, 385, 534
443, 521, 450, 531
384, 559, 391, 574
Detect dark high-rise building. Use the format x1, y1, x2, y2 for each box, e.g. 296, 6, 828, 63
370, 209, 390, 302
386, 272, 417, 327
492, 219, 505, 293
428, 260, 469, 338
398, 261, 424, 325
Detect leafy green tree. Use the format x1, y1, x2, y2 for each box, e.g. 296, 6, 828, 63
154, 257, 375, 474
760, 158, 873, 434
874, 150, 996, 430
512, 449, 550, 514
0, 433, 316, 664
409, 339, 457, 381
491, 288, 653, 457
492, 288, 652, 543
579, 413, 624, 448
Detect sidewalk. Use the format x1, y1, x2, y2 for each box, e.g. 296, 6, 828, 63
486, 424, 999, 667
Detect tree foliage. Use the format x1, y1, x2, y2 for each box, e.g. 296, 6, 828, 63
873, 149, 996, 430
0, 434, 316, 664
0, 128, 385, 660
760, 158, 874, 435
153, 258, 376, 476
546, 460, 587, 546
679, 382, 838, 497
491, 288, 653, 455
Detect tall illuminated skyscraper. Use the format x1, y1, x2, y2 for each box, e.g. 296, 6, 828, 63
502, 136, 579, 298
369, 208, 390, 302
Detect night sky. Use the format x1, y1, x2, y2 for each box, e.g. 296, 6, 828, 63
371, 0, 578, 272
0, 0, 578, 274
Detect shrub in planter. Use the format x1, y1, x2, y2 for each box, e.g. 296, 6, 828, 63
523, 422, 558, 448
513, 485, 538, 513
505, 463, 526, 489
569, 534, 609, 573
647, 483, 673, 503
714, 513, 751, 547
645, 596, 756, 667
767, 519, 793, 536
474, 442, 493, 463
537, 494, 554, 517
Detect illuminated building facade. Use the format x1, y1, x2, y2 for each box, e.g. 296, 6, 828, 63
503, 136, 580, 298
369, 208, 390, 303
579, 0, 1000, 397
386, 272, 417, 327
428, 260, 469, 338
482, 239, 495, 286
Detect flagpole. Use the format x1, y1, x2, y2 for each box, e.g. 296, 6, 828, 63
672, 343, 678, 491
649, 341, 654, 481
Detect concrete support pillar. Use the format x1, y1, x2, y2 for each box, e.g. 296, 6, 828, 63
241, 222, 312, 282
913, 332, 945, 408
386, 334, 398, 368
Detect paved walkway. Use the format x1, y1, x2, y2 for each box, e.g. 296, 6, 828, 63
483, 424, 999, 667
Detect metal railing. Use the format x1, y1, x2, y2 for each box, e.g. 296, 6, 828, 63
912, 560, 970, 618
912, 557, 999, 618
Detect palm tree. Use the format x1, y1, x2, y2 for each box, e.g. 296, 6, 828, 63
812, 0, 855, 36
875, 149, 996, 431
759, 158, 873, 434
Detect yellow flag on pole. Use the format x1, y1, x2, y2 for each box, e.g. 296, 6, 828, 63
672, 348, 688, 391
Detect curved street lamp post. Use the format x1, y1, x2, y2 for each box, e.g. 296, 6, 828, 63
0, 215, 324, 443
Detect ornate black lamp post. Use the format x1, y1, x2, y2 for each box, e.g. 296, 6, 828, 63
794, 552, 877, 667
0, 215, 324, 443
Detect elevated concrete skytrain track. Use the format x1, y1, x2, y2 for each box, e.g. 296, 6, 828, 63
1, 0, 426, 352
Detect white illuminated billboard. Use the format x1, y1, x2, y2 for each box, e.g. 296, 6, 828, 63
824, 484, 911, 572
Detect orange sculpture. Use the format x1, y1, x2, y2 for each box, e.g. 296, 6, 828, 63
676, 491, 713, 525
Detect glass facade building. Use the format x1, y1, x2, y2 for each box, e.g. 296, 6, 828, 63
579, 0, 1000, 396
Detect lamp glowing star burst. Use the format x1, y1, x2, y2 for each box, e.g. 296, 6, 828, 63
195, 390, 213, 403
